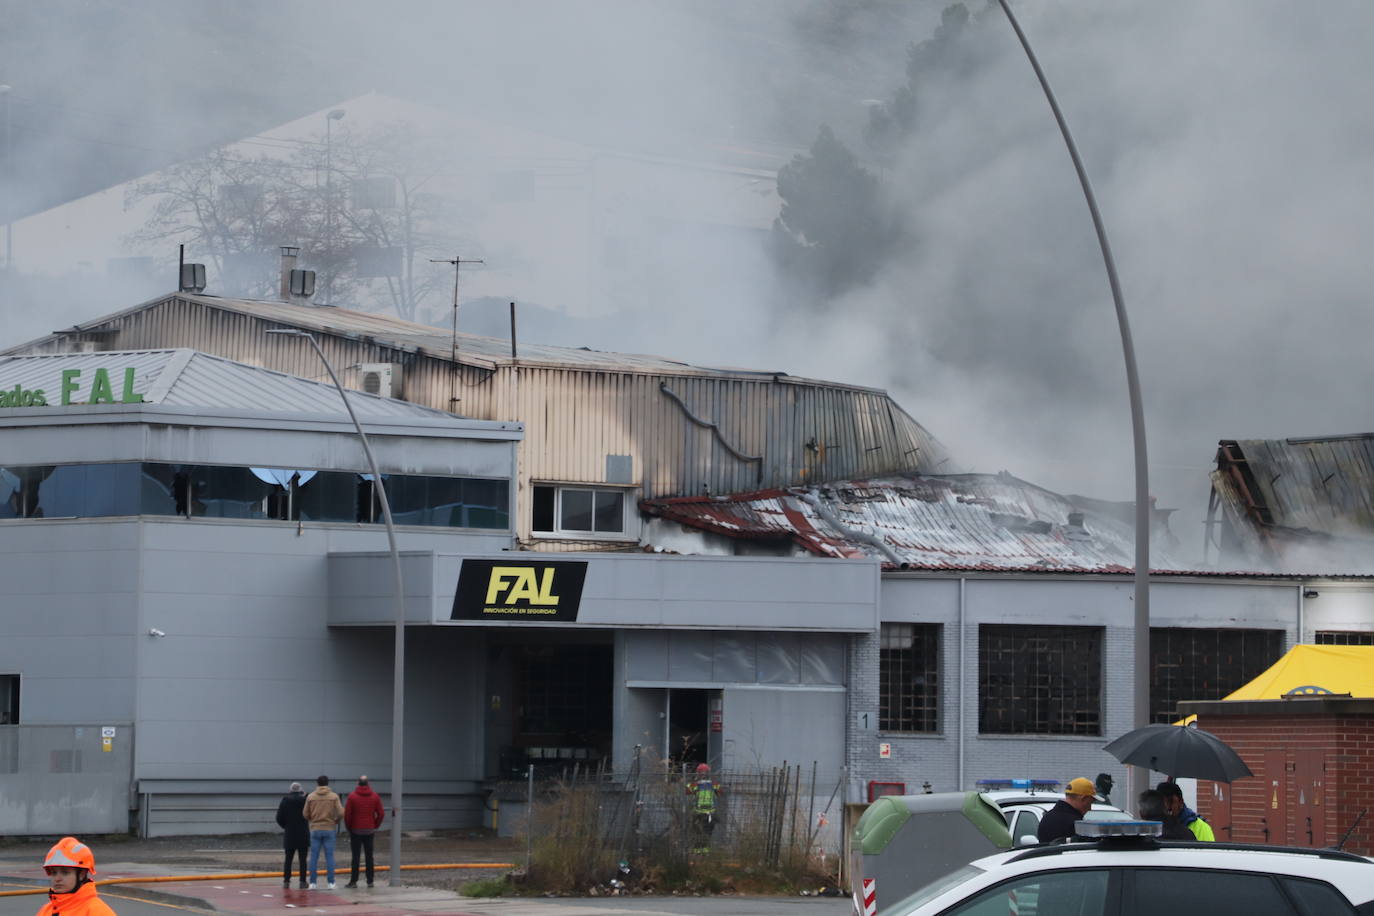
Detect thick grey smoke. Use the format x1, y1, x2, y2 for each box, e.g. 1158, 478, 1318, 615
4, 1, 1372, 564
749, 1, 1374, 561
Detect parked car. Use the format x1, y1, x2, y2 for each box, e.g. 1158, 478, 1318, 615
975, 779, 1127, 845
882, 821, 1374, 915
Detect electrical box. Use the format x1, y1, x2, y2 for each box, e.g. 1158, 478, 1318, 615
359, 363, 403, 400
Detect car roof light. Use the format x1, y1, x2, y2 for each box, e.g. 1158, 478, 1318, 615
1075, 820, 1163, 838
975, 778, 1061, 791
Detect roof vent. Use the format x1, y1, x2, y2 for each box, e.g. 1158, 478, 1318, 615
179, 263, 207, 293
359, 362, 403, 399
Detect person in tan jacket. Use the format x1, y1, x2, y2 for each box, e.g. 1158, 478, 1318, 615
302, 775, 345, 889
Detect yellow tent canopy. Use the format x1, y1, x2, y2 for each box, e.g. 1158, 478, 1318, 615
1177, 644, 1374, 725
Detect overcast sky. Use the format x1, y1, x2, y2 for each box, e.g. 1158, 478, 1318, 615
3, 1, 1372, 562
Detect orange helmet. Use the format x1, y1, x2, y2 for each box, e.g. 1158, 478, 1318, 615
44, 837, 96, 875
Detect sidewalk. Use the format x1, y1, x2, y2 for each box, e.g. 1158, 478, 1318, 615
2, 860, 493, 916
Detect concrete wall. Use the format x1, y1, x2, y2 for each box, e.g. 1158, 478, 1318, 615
844, 574, 1343, 805
0, 517, 503, 835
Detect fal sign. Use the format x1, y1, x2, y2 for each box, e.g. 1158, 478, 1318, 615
0, 367, 145, 408
451, 559, 588, 622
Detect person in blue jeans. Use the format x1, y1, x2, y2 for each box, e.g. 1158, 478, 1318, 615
302, 775, 344, 889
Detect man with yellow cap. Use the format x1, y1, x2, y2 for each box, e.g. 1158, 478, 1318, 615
1037, 777, 1096, 843
36, 837, 116, 916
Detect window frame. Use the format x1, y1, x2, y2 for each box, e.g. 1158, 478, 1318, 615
1149, 627, 1284, 724
531, 483, 638, 540
0, 674, 17, 725
878, 622, 941, 733
978, 624, 1104, 736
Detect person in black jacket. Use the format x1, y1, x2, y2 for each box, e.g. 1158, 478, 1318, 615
1037, 777, 1096, 843
1138, 789, 1194, 840
275, 782, 309, 889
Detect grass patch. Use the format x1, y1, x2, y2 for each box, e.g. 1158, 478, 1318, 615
459, 877, 513, 898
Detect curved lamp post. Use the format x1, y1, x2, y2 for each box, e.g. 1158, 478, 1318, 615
993, 0, 1151, 805
266, 328, 407, 885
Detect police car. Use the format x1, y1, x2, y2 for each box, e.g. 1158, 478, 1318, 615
881, 820, 1374, 915
975, 779, 1127, 845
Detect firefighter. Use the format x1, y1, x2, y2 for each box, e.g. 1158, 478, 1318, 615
685, 763, 722, 851
36, 837, 116, 916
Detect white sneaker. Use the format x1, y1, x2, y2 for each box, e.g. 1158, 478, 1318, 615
327, 882, 336, 890
308, 883, 316, 890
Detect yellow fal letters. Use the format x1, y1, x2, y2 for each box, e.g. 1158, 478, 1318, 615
485, 566, 560, 606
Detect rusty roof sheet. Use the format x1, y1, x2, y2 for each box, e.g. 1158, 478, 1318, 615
1211, 435, 1374, 574
643, 472, 1187, 572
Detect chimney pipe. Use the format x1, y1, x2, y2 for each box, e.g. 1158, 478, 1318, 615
280, 246, 300, 301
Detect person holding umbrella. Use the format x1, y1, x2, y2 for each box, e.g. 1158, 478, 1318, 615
1158, 781, 1215, 841
1037, 777, 1096, 842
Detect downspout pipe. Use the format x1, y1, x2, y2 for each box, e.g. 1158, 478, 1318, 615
800, 489, 903, 567
957, 576, 966, 792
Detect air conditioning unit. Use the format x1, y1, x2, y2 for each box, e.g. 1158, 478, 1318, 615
359, 362, 403, 399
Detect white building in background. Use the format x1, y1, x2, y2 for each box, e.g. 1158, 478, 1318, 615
3, 92, 788, 345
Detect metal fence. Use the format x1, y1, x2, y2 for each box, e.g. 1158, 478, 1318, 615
517, 753, 842, 887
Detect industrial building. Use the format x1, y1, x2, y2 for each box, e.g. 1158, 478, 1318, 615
4, 291, 1374, 837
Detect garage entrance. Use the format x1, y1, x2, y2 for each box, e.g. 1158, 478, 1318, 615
484, 630, 613, 779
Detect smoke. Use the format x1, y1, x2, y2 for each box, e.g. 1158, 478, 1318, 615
3, 1, 1372, 563
745, 1, 1374, 560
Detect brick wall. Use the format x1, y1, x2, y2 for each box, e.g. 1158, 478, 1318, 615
1196, 712, 1374, 855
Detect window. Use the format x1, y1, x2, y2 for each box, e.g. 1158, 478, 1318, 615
947, 869, 1110, 916
979, 625, 1103, 735
879, 623, 940, 732
1316, 630, 1374, 646
0, 462, 510, 531
1128, 869, 1297, 915
1150, 628, 1283, 723
532, 485, 628, 536
0, 675, 17, 724
1280, 877, 1359, 916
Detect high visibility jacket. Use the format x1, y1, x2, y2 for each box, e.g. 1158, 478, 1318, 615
687, 778, 719, 813
36, 881, 117, 916
1185, 815, 1215, 842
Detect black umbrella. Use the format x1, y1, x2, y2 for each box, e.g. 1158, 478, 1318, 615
1103, 724, 1253, 782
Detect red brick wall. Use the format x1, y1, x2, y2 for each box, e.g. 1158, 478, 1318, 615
1196, 713, 1374, 855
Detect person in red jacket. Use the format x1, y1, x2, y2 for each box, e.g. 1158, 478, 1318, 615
343, 775, 386, 888
36, 837, 116, 916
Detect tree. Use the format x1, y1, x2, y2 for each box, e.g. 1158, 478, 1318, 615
125, 122, 467, 321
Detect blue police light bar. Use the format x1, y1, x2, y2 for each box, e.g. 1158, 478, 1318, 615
975, 778, 1062, 792
1075, 820, 1163, 838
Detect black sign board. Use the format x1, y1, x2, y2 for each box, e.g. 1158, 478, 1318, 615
451, 559, 588, 622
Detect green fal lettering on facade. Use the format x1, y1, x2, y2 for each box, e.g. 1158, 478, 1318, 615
59, 368, 145, 406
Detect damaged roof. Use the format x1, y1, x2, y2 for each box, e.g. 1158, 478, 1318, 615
643, 471, 1185, 573
1211, 436, 1374, 573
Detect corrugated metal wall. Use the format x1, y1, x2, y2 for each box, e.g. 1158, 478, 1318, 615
22, 296, 950, 540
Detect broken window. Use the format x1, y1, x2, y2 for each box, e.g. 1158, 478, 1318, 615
1149, 628, 1283, 723
879, 623, 940, 732
979, 625, 1102, 735
1315, 630, 1374, 646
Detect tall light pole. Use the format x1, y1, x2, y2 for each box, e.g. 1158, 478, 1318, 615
324, 109, 346, 304
1, 85, 12, 274
992, 0, 1152, 806
265, 327, 408, 886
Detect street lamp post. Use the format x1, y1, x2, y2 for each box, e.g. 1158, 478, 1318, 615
324, 109, 346, 304
265, 328, 407, 885
992, 0, 1152, 807
1, 84, 12, 273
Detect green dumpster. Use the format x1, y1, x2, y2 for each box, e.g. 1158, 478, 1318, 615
850, 792, 1011, 916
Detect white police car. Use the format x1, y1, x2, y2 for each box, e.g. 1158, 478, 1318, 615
975, 779, 1127, 845
882, 820, 1374, 915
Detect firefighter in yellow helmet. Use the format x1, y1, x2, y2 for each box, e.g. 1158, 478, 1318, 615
37, 837, 116, 916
